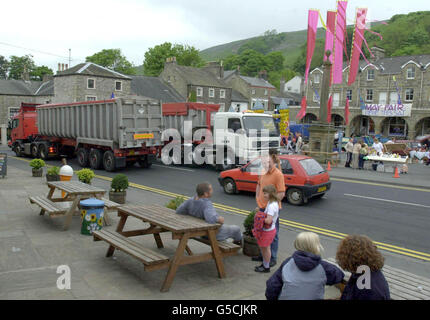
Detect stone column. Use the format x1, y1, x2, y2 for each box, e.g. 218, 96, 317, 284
319, 51, 332, 124
0, 124, 7, 146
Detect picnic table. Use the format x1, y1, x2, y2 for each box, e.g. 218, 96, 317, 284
29, 181, 109, 231
93, 204, 241, 292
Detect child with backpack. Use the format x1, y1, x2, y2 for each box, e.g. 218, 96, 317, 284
253, 185, 279, 273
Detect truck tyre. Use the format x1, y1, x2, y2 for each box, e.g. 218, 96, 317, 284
31, 144, 39, 158
14, 144, 23, 157
223, 178, 237, 194
103, 150, 116, 172
286, 188, 304, 206
126, 161, 136, 167
89, 149, 103, 170
38, 144, 48, 160
77, 148, 89, 167
138, 156, 152, 169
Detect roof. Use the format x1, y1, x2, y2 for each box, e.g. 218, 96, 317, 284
231, 90, 248, 102
56, 62, 131, 79
168, 64, 231, 88
271, 92, 302, 106
239, 75, 276, 89
0, 79, 53, 96
130, 76, 185, 103
223, 70, 236, 79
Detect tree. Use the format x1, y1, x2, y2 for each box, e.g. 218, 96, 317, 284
265, 52, 285, 72
0, 55, 8, 79
268, 69, 296, 90
143, 42, 204, 76
8, 55, 36, 80
31, 66, 54, 81
86, 49, 136, 75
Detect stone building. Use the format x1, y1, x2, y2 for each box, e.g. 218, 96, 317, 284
224, 69, 276, 111
160, 58, 232, 111
288, 48, 430, 140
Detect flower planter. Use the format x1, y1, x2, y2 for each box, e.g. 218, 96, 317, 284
242, 234, 260, 257
109, 191, 126, 204
46, 174, 60, 182
32, 168, 43, 177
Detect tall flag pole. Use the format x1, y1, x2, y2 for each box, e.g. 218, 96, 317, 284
332, 0, 348, 84
348, 8, 368, 86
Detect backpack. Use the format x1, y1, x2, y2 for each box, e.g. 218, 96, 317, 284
252, 210, 267, 240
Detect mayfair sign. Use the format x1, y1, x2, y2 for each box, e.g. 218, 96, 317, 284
362, 104, 412, 117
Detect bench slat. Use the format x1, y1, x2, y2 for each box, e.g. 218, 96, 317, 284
192, 237, 241, 253
29, 196, 72, 214
93, 229, 169, 265
101, 198, 121, 209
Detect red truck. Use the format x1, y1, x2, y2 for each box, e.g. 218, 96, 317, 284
9, 98, 163, 172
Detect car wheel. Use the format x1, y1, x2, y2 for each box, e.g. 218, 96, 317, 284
89, 149, 103, 170
38, 145, 48, 160
223, 178, 237, 195
77, 148, 89, 167
286, 188, 304, 206
31, 144, 39, 158
103, 150, 116, 172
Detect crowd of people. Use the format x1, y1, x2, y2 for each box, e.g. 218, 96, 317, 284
175, 149, 391, 300
281, 132, 305, 155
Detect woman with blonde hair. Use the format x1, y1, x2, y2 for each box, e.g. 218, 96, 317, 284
265, 232, 344, 300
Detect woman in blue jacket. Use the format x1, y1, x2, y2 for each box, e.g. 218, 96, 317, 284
265, 232, 345, 300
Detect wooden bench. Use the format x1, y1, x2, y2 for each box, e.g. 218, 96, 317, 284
29, 196, 73, 217
326, 258, 430, 300
93, 229, 170, 271
192, 237, 241, 256
100, 198, 121, 226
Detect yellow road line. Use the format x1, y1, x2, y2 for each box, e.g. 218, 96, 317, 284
10, 156, 430, 261
331, 177, 430, 193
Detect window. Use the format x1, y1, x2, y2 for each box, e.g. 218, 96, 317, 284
228, 118, 242, 131
251, 89, 256, 95
390, 92, 398, 104
366, 89, 373, 102
8, 107, 20, 120
280, 159, 294, 175
87, 78, 95, 89
299, 159, 325, 176
407, 66, 415, 79
333, 93, 340, 107
346, 90, 352, 102
115, 81, 122, 91
264, 89, 268, 96
379, 92, 387, 105
246, 158, 263, 173
196, 87, 203, 97
219, 103, 225, 110
313, 92, 319, 103
220, 89, 226, 99
314, 74, 321, 84
367, 69, 375, 81
86, 96, 97, 101
405, 88, 414, 101
209, 88, 215, 98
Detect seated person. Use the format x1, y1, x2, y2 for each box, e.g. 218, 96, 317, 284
265, 232, 344, 300
176, 182, 243, 245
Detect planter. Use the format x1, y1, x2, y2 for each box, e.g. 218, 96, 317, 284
46, 174, 60, 182
109, 191, 126, 204
32, 168, 43, 177
242, 234, 260, 257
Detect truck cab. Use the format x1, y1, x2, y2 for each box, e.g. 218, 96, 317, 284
10, 103, 39, 156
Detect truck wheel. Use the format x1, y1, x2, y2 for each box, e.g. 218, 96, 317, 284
14, 144, 23, 157
223, 178, 237, 195
38, 145, 48, 160
89, 149, 103, 170
126, 161, 136, 167
103, 150, 116, 172
138, 156, 152, 169
77, 148, 89, 167
286, 188, 304, 206
31, 144, 39, 158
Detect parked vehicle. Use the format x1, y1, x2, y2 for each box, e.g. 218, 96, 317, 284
218, 155, 331, 205
10, 98, 163, 172
162, 103, 281, 171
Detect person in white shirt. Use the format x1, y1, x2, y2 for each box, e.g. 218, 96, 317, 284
295, 133, 303, 154
345, 138, 354, 167
372, 138, 385, 156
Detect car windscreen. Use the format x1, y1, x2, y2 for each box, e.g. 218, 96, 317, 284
243, 116, 279, 137
299, 159, 325, 176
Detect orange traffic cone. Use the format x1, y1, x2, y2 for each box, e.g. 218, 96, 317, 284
327, 161, 332, 171
394, 167, 400, 178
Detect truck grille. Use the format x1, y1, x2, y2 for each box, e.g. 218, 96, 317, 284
253, 141, 279, 149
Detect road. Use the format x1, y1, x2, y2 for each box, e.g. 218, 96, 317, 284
5, 149, 430, 261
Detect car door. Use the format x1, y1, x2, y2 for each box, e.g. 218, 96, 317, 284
238, 158, 262, 192
280, 158, 295, 189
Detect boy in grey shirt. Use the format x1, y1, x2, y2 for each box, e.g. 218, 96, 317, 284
176, 182, 242, 244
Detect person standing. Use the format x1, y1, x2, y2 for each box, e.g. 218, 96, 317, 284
372, 138, 384, 156
352, 140, 362, 169
345, 138, 354, 168
359, 143, 368, 170
295, 133, 303, 154
252, 150, 286, 267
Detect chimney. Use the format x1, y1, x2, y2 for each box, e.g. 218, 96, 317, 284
280, 77, 286, 93
42, 74, 53, 82
204, 61, 224, 79
370, 47, 385, 62
58, 63, 61, 72
65, 64, 68, 70
258, 70, 268, 81
235, 65, 240, 75
22, 65, 30, 81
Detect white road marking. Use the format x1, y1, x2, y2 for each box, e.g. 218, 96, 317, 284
152, 164, 195, 172
344, 193, 430, 209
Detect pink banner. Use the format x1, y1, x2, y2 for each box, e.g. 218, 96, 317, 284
345, 98, 350, 125
332, 1, 348, 84
327, 95, 333, 123
324, 11, 336, 63
348, 8, 367, 86
296, 97, 307, 120
304, 10, 319, 84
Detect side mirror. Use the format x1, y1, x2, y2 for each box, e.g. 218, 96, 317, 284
240, 167, 246, 172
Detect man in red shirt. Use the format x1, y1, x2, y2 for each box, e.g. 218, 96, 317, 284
252, 149, 286, 267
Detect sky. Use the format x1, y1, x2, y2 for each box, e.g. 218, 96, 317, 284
0, 0, 429, 73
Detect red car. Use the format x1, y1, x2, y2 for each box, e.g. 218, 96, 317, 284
218, 155, 331, 205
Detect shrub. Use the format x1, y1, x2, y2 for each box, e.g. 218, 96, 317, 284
111, 174, 129, 192
29, 159, 45, 170
166, 196, 186, 210
243, 209, 257, 237
47, 166, 60, 176
76, 168, 95, 184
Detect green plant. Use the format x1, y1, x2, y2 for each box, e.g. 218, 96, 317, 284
111, 174, 129, 192
47, 166, 60, 176
29, 159, 45, 170
76, 168, 95, 184
243, 209, 257, 237
166, 196, 186, 210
